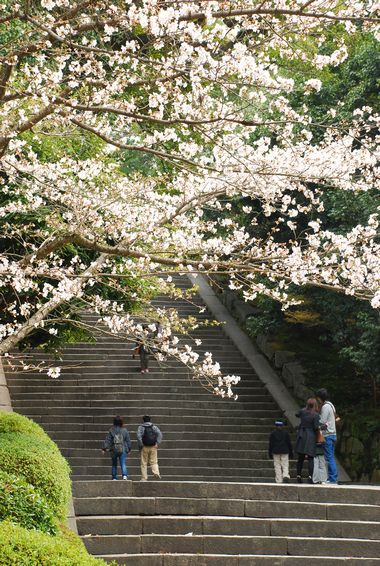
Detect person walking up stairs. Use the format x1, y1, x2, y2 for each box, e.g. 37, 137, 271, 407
137, 415, 162, 481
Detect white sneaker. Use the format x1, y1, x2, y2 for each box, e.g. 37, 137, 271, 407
140, 479, 147, 482
122, 476, 128, 480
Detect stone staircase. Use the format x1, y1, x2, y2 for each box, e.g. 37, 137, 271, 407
73, 480, 380, 564
5, 276, 380, 564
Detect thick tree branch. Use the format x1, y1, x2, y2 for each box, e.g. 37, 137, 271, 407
179, 6, 380, 23
0, 64, 14, 102
69, 116, 214, 169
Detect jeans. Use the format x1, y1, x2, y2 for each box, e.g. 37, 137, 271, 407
111, 451, 128, 479
323, 435, 338, 483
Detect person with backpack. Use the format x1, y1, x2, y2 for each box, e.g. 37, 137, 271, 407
268, 419, 293, 483
316, 388, 339, 484
137, 415, 162, 481
102, 415, 132, 480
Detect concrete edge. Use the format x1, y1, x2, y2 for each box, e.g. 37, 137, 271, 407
0, 357, 13, 412
0, 356, 78, 533
187, 274, 351, 483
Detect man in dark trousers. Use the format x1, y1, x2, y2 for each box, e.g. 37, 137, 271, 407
268, 419, 293, 483
102, 415, 132, 480
137, 415, 162, 481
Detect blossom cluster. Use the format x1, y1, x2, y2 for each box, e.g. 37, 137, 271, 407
0, 1, 379, 393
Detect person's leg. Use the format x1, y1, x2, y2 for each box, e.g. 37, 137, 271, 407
324, 435, 338, 483
139, 350, 146, 372
307, 456, 314, 482
120, 452, 128, 478
273, 454, 282, 483
296, 453, 305, 477
140, 350, 149, 372
281, 453, 290, 481
149, 446, 161, 478
140, 447, 149, 480
111, 454, 118, 480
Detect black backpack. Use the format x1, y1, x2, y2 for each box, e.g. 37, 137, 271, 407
142, 425, 158, 446
112, 430, 124, 454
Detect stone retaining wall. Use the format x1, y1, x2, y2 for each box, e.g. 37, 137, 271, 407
214, 285, 380, 483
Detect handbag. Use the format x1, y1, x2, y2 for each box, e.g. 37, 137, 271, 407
316, 430, 325, 444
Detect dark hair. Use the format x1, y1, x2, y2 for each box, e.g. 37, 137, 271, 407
113, 415, 123, 427
143, 415, 151, 422
316, 388, 329, 402
306, 398, 318, 413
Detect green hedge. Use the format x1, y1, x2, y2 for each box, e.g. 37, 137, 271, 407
0, 412, 71, 521
0, 471, 57, 535
0, 412, 57, 447
0, 521, 110, 566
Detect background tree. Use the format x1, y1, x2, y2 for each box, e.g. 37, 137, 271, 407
0, 1, 379, 394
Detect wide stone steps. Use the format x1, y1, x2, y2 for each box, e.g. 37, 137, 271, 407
97, 555, 380, 566
76, 515, 380, 539
73, 481, 380, 563
7, 274, 380, 563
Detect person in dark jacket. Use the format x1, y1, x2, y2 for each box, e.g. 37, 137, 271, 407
102, 415, 132, 480
133, 325, 150, 373
137, 415, 162, 481
295, 398, 320, 483
268, 420, 293, 483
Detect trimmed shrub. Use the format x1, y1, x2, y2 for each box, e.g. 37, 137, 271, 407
0, 521, 109, 566
0, 471, 57, 535
0, 412, 71, 521
0, 412, 57, 448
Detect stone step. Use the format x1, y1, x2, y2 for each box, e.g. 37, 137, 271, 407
66, 456, 277, 468
62, 449, 270, 459
55, 440, 272, 449
41, 426, 272, 436
76, 515, 380, 539
71, 475, 272, 483
8, 386, 267, 397
20, 352, 246, 361
15, 407, 279, 417
98, 554, 380, 566
74, 496, 380, 523
12, 399, 275, 410
73, 481, 380, 506
81, 533, 380, 557
71, 466, 276, 478
27, 415, 276, 426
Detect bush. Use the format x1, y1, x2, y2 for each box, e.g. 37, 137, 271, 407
0, 413, 71, 521
0, 521, 109, 566
0, 471, 57, 535
0, 412, 56, 445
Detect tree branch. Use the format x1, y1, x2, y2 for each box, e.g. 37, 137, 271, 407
179, 6, 380, 24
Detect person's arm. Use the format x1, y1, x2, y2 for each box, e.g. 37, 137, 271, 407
124, 429, 132, 452
136, 426, 143, 449
313, 413, 320, 431
154, 426, 163, 445
268, 432, 274, 458
103, 431, 112, 452
319, 404, 329, 429
286, 432, 294, 459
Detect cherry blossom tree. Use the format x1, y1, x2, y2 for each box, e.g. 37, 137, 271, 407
0, 1, 379, 395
